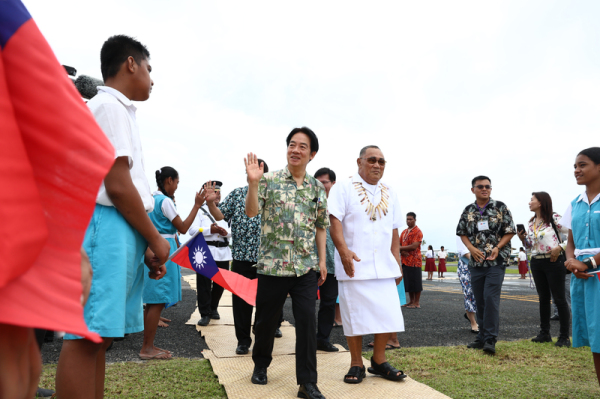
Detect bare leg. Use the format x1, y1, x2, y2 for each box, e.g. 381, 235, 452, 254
56, 337, 109, 399
413, 292, 421, 307
593, 353, 600, 386
372, 334, 402, 376
403, 292, 414, 307
346, 336, 364, 380
387, 332, 400, 347
466, 311, 478, 331
94, 339, 113, 399
141, 303, 171, 358
0, 324, 40, 399
334, 303, 343, 325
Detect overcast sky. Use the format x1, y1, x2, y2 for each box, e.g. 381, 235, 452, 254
25, 0, 597, 251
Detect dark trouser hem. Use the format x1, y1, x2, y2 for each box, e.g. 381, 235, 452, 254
231, 260, 257, 347
210, 261, 231, 310
252, 271, 318, 384
316, 273, 338, 342
531, 258, 571, 337
469, 265, 505, 342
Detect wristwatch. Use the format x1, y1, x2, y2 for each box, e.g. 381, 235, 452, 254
583, 257, 597, 269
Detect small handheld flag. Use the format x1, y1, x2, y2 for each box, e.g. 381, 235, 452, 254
170, 232, 257, 306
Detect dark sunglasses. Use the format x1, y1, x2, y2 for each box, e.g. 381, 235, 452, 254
474, 185, 491, 189
361, 157, 387, 166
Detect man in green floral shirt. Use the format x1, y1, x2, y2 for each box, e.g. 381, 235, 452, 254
456, 175, 515, 355
245, 127, 329, 399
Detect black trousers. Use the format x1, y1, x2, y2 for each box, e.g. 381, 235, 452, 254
231, 260, 257, 347
469, 264, 505, 343
316, 273, 337, 343
197, 260, 230, 317
253, 271, 318, 385
530, 258, 570, 338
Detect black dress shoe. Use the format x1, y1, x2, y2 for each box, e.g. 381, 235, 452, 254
211, 310, 221, 320
274, 328, 283, 338
298, 382, 325, 399
197, 315, 211, 326
483, 339, 496, 354
35, 387, 55, 398
531, 332, 552, 343
251, 366, 268, 385
317, 340, 339, 352
467, 339, 484, 349
235, 344, 249, 355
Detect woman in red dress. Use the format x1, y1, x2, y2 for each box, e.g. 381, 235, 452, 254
437, 246, 448, 278
518, 247, 529, 279
424, 245, 437, 280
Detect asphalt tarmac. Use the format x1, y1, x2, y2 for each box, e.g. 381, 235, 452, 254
41, 268, 567, 364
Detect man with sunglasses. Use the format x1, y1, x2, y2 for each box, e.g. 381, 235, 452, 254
328, 145, 406, 384
456, 176, 516, 354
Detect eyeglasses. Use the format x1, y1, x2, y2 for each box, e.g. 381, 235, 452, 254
361, 157, 387, 166
474, 185, 492, 190
319, 180, 331, 184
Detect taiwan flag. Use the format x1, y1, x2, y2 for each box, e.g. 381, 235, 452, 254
0, 0, 113, 342
171, 231, 258, 306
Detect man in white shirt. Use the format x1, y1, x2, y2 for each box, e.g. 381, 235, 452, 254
188, 181, 232, 326
328, 145, 407, 384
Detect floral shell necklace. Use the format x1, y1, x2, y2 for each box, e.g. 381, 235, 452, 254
353, 181, 389, 221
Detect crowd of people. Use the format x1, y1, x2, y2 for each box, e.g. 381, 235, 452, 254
3, 27, 600, 399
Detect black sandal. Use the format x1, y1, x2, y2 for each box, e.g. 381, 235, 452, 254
367, 359, 407, 381
344, 366, 366, 384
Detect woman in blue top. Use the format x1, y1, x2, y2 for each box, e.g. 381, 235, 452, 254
563, 147, 600, 385
139, 167, 205, 360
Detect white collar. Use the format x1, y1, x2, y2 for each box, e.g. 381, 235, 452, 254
97, 86, 137, 111
352, 173, 383, 195
576, 191, 600, 205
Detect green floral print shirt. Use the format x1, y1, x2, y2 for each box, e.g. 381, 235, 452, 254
456, 198, 516, 267
256, 166, 329, 277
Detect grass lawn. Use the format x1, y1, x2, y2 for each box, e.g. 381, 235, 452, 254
39, 340, 598, 398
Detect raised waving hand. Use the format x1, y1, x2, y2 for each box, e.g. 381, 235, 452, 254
245, 152, 264, 184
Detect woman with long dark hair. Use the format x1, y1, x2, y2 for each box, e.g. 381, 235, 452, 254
517, 191, 570, 347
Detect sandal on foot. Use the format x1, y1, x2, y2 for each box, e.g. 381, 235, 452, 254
344, 366, 366, 384
367, 341, 375, 348
367, 359, 407, 381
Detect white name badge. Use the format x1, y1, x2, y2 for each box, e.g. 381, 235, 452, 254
477, 221, 489, 231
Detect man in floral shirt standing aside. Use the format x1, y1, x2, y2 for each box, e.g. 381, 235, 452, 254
456, 176, 515, 355
245, 127, 329, 399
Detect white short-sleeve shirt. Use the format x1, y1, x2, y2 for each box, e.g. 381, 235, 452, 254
328, 174, 403, 281
519, 252, 527, 261
438, 250, 447, 259
188, 205, 232, 261
88, 86, 154, 212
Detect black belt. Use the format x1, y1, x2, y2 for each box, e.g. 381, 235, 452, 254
206, 240, 229, 248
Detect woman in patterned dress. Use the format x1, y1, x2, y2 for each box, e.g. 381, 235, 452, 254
456, 237, 478, 333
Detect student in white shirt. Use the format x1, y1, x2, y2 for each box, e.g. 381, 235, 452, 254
56, 35, 170, 399
437, 246, 448, 278
424, 245, 436, 280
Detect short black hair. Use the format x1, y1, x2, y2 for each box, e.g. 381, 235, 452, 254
578, 147, 600, 165
100, 35, 150, 81
359, 145, 380, 157
258, 158, 269, 173
471, 175, 491, 187
407, 212, 416, 219
314, 167, 336, 182
286, 127, 319, 153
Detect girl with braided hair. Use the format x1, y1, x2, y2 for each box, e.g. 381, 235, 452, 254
139, 166, 206, 359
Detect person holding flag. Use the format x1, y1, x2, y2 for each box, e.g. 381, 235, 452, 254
140, 167, 206, 360
0, 1, 115, 397
244, 127, 329, 399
